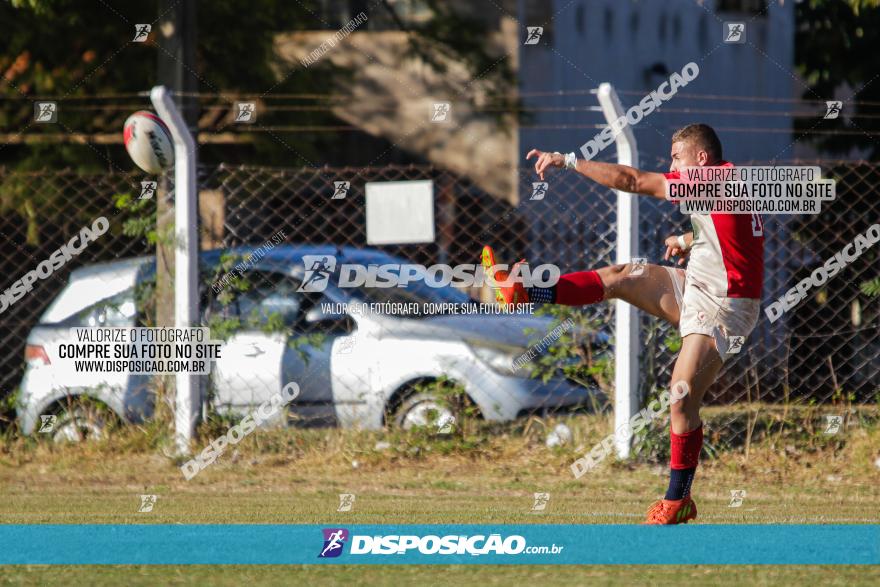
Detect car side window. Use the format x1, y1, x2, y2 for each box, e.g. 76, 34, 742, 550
301, 293, 355, 335
235, 271, 304, 328
203, 268, 336, 333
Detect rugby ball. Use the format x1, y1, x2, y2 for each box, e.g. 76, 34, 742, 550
123, 111, 173, 174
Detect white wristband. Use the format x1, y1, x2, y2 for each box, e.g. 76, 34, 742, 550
676, 234, 689, 250
552, 152, 577, 170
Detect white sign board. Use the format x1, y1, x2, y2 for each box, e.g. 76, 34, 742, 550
365, 180, 435, 245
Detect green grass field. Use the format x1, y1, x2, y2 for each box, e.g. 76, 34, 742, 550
1, 412, 878, 585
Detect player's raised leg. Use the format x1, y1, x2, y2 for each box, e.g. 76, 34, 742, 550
481, 245, 683, 326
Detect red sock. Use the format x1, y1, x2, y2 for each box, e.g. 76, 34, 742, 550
670, 424, 703, 470
555, 270, 605, 306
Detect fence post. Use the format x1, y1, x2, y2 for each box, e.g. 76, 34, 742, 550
595, 83, 640, 460
151, 86, 200, 454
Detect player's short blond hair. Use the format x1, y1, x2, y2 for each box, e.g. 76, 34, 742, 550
671, 124, 723, 162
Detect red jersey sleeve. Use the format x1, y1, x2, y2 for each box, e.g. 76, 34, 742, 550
664, 171, 680, 203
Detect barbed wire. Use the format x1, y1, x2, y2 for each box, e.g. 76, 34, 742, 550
23, 102, 880, 121
5, 88, 880, 108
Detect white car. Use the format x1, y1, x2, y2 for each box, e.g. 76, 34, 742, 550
18, 245, 604, 440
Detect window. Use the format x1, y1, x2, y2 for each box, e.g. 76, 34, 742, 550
629, 11, 640, 35
344, 269, 471, 310
303, 296, 356, 335
604, 7, 614, 41
699, 14, 708, 52
206, 271, 313, 329
237, 277, 302, 328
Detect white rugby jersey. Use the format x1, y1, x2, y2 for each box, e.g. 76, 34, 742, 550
665, 162, 764, 299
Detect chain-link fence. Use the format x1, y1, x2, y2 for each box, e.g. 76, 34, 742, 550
0, 168, 154, 413
1, 160, 878, 443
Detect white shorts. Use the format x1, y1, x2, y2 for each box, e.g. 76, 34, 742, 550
664, 267, 760, 362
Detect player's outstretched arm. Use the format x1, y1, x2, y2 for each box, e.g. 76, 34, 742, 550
526, 149, 667, 199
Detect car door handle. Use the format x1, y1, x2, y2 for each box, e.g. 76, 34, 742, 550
244, 343, 265, 357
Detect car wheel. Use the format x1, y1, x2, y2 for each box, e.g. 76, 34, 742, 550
50, 404, 109, 443
393, 392, 457, 434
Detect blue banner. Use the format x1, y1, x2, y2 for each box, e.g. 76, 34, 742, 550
0, 524, 877, 565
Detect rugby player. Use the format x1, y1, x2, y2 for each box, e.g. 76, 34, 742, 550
482, 124, 764, 524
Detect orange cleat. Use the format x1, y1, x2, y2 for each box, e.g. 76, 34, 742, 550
644, 497, 698, 525
481, 245, 529, 308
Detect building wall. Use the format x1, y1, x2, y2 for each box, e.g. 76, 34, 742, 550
518, 0, 795, 166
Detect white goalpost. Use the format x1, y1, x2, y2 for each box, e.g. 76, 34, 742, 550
595, 83, 641, 460
150, 85, 200, 454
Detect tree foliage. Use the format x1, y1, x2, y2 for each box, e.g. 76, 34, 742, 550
0, 0, 341, 169
795, 0, 880, 157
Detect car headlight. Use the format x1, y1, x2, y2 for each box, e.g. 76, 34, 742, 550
466, 339, 529, 377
